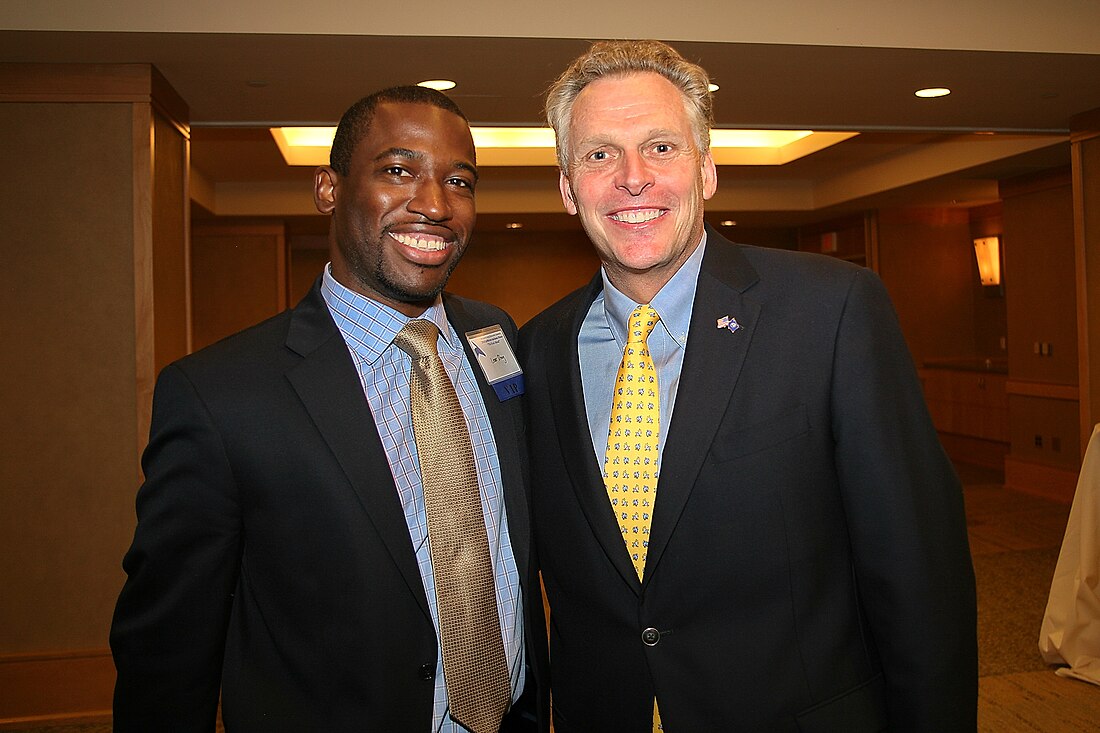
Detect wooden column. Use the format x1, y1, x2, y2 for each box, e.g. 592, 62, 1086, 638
0, 63, 189, 724
1074, 107, 1100, 455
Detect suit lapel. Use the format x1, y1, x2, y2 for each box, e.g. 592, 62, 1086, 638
549, 276, 649, 592
643, 232, 761, 587
443, 295, 532, 580
284, 282, 431, 618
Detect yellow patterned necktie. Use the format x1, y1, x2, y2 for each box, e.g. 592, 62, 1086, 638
604, 304, 661, 579
394, 319, 511, 733
602, 304, 665, 731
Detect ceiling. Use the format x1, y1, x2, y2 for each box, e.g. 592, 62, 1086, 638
2, 26, 1098, 230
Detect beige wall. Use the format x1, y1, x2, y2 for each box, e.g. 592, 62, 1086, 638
4, 0, 1098, 54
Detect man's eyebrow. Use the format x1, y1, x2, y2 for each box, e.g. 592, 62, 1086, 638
455, 160, 479, 183
373, 147, 422, 162
575, 134, 614, 149
371, 148, 478, 181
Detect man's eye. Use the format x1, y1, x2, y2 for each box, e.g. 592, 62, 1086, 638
383, 166, 411, 177
654, 143, 672, 153
589, 150, 608, 161
448, 177, 474, 189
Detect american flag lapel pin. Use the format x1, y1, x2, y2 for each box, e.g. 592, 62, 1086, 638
716, 315, 742, 333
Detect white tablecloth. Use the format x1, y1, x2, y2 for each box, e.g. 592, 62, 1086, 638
1039, 423, 1100, 685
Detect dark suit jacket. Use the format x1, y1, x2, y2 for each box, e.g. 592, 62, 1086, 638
111, 280, 547, 732
519, 227, 977, 732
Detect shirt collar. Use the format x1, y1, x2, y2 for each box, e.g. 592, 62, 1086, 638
320, 264, 452, 363
601, 230, 707, 350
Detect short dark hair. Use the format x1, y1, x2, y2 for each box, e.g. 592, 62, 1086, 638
328, 86, 470, 176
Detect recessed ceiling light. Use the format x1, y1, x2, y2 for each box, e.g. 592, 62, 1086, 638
505, 222, 524, 229
914, 87, 951, 98
418, 79, 456, 91
720, 220, 737, 227
708, 83, 720, 93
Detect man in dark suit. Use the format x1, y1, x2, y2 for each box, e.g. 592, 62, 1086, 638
519, 40, 977, 732
111, 86, 544, 732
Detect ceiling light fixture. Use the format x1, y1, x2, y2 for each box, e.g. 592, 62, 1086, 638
270, 127, 857, 167
914, 87, 951, 98
708, 83, 720, 93
418, 79, 457, 91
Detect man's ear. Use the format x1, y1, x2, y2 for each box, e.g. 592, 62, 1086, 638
559, 171, 578, 216
314, 166, 338, 215
701, 151, 718, 201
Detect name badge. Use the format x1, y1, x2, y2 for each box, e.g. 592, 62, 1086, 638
465, 325, 525, 401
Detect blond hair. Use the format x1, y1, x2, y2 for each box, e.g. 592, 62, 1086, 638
545, 40, 714, 171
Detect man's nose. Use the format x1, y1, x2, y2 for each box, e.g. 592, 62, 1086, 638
408, 179, 451, 221
615, 151, 654, 197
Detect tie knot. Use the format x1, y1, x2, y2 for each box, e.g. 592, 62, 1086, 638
626, 304, 660, 345
394, 319, 441, 360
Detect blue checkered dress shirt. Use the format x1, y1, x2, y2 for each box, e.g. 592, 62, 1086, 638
322, 267, 524, 732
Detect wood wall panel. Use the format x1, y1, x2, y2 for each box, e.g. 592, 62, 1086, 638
876, 208, 976, 367
920, 368, 1008, 442
1007, 393, 1081, 472
0, 650, 112, 726
445, 228, 600, 326
1000, 172, 1082, 480
191, 222, 287, 351
1004, 455, 1079, 503
288, 244, 329, 306
1002, 172, 1077, 386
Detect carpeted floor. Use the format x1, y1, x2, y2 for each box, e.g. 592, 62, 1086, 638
961, 464, 1100, 731
974, 545, 1061, 677
5, 464, 1097, 732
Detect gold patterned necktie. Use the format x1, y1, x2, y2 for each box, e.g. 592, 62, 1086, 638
603, 305, 664, 732
394, 319, 511, 733
603, 304, 662, 581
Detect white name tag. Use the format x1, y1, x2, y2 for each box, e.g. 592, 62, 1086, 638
465, 325, 525, 401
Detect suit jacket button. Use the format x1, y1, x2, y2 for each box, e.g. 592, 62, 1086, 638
418, 663, 435, 681
641, 627, 660, 646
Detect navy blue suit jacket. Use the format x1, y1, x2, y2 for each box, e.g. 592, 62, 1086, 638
112, 281, 546, 731
519, 228, 976, 732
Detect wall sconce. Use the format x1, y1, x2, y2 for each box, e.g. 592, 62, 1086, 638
973, 236, 1002, 287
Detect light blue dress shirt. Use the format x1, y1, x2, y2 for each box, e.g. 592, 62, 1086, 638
321, 266, 524, 733
579, 233, 707, 467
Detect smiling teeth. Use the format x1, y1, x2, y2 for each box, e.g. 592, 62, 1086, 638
392, 232, 448, 251
611, 209, 663, 224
